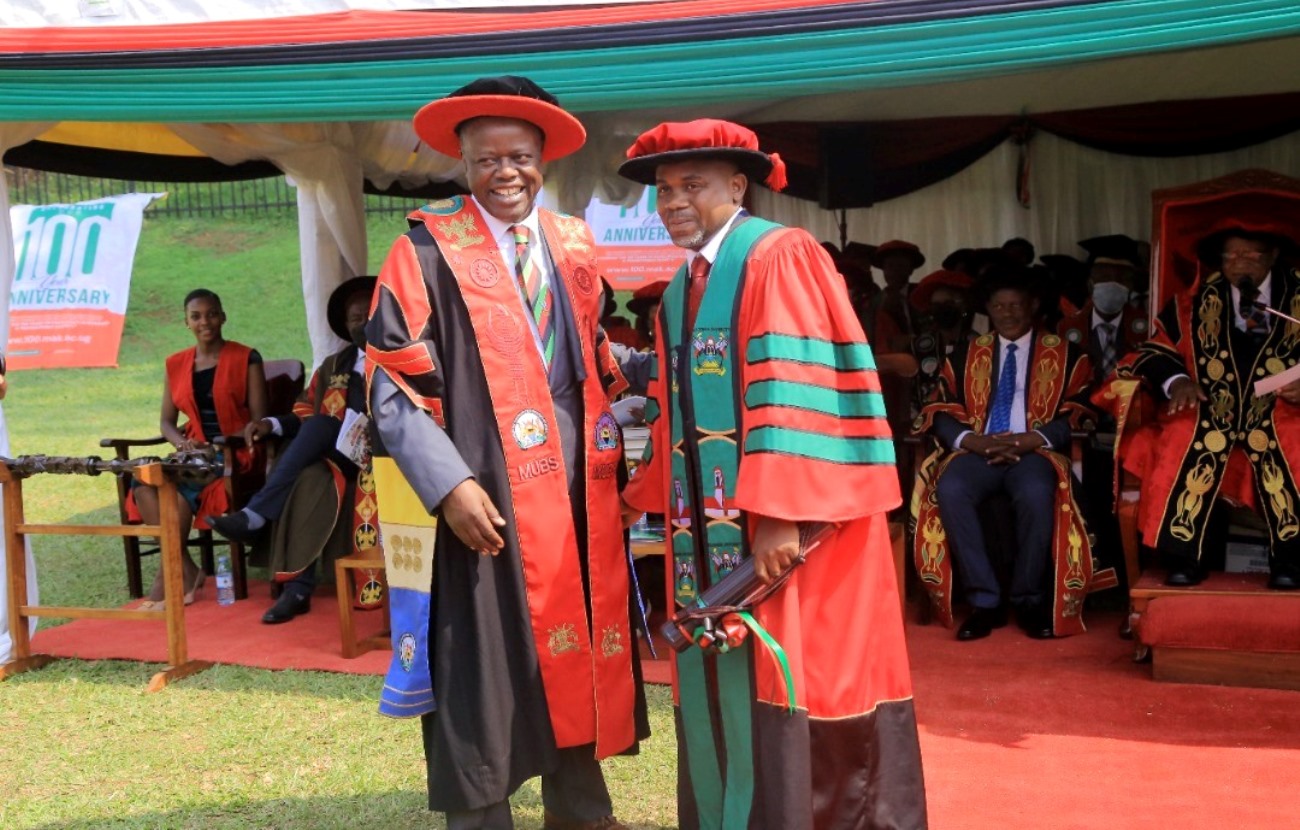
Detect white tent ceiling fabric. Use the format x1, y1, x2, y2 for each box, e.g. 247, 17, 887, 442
1, 0, 670, 27
753, 127, 1300, 278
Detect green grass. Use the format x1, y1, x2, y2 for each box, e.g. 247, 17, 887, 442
0, 210, 678, 829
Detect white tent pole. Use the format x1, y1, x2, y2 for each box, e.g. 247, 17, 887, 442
0, 124, 55, 350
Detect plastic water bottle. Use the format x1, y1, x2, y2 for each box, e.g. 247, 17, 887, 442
215, 551, 236, 606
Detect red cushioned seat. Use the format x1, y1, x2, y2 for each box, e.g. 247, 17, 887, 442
1140, 596, 1300, 653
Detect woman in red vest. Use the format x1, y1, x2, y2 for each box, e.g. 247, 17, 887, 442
136, 288, 267, 610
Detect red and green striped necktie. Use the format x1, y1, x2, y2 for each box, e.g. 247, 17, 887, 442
510, 224, 555, 367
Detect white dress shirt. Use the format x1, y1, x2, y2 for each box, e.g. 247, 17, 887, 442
472, 196, 554, 363
685, 207, 744, 271
1091, 308, 1116, 345
956, 329, 1049, 449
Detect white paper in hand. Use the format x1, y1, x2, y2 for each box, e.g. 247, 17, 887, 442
335, 408, 372, 467
1254, 361, 1300, 396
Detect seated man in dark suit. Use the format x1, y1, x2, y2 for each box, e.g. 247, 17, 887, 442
912, 268, 1113, 641
1058, 235, 1150, 596
210, 276, 376, 624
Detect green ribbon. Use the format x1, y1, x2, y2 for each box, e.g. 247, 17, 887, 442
736, 610, 798, 714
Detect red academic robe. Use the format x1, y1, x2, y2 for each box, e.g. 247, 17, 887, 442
624, 221, 926, 830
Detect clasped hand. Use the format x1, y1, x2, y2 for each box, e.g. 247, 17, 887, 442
963, 431, 1044, 464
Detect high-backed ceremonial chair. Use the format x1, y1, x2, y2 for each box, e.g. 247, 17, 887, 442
1113, 169, 1300, 585
103, 358, 305, 600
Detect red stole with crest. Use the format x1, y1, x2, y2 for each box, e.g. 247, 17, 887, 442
418, 198, 635, 759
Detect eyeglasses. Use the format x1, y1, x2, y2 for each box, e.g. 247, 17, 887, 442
1222, 250, 1272, 263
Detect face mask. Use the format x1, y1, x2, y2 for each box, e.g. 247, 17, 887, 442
931, 304, 964, 329
1091, 281, 1131, 315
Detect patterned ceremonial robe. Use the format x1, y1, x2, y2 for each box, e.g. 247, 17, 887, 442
1095, 268, 1300, 566
624, 215, 927, 830
911, 331, 1114, 637
364, 196, 644, 812
261, 344, 383, 608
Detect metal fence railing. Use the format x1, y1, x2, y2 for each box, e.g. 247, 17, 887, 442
3, 167, 418, 218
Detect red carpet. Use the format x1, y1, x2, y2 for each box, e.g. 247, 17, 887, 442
31, 581, 393, 674
907, 610, 1300, 829
29, 581, 673, 683
31, 594, 1300, 828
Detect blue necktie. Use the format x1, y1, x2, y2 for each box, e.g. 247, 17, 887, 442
988, 343, 1018, 434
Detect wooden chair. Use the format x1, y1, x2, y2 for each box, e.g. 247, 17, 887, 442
102, 358, 305, 600
335, 553, 390, 658
904, 428, 1099, 622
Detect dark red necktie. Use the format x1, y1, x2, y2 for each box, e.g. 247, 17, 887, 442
686, 256, 711, 331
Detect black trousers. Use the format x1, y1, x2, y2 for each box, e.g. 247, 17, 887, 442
247, 414, 353, 522
441, 742, 613, 830
936, 452, 1058, 609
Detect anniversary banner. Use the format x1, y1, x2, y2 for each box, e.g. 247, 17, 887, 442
7, 192, 160, 370
587, 187, 679, 292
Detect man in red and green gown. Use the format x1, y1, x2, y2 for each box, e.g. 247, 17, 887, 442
619, 119, 927, 830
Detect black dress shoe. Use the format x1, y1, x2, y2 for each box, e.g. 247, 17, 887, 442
261, 590, 311, 624
1015, 603, 1055, 639
957, 607, 1007, 641
1118, 616, 1134, 640
1268, 569, 1300, 590
209, 511, 260, 543
1164, 567, 1203, 587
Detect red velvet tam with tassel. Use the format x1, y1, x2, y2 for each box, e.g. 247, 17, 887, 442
617, 118, 787, 192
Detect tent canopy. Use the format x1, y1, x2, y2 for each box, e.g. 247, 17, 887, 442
3, 1, 1300, 121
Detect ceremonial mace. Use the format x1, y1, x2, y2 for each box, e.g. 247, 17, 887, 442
662, 522, 835, 653
0, 450, 222, 482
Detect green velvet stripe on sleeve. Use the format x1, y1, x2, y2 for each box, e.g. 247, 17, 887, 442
746, 333, 876, 372
744, 425, 896, 465
744, 378, 886, 419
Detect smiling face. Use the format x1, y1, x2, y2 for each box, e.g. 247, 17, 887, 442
459, 117, 545, 225
654, 158, 747, 251
184, 296, 225, 344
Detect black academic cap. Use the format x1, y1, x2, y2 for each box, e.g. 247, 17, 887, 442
1078, 234, 1144, 271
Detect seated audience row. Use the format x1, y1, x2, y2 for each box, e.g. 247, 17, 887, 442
830, 224, 1300, 641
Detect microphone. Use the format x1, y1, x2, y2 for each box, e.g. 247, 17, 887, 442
1251, 301, 1300, 327
1237, 277, 1300, 326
